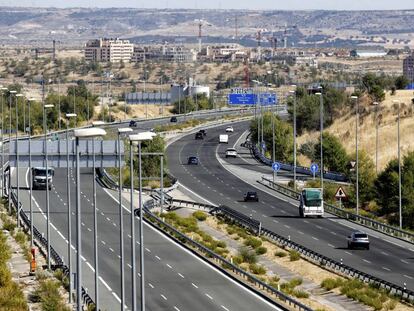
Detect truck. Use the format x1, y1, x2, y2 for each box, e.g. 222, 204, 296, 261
32, 167, 54, 190
219, 134, 229, 144
299, 188, 324, 218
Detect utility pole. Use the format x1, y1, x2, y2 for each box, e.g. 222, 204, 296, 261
352, 96, 359, 215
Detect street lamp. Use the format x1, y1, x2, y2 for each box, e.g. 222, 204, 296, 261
117, 127, 132, 311
351, 95, 359, 215
393, 100, 402, 229
44, 103, 54, 270
65, 112, 77, 304
73, 127, 107, 311
15, 93, 24, 228
129, 131, 154, 311
290, 86, 297, 190
28, 98, 36, 247
8, 90, 17, 215
372, 101, 380, 174
0, 87, 7, 198
316, 91, 324, 192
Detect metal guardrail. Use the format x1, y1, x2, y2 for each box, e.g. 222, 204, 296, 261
140, 201, 312, 311
248, 142, 349, 182
8, 186, 96, 309
259, 176, 414, 244
169, 198, 414, 302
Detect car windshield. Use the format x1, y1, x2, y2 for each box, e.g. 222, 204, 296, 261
304, 190, 322, 207
227, 149, 236, 152
354, 233, 368, 239
33, 169, 53, 176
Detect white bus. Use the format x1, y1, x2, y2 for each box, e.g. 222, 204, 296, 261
299, 188, 324, 218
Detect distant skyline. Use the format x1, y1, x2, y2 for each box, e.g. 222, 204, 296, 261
0, 0, 413, 10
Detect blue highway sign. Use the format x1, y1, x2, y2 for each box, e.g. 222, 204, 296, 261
259, 93, 277, 106
272, 162, 281, 172
228, 93, 257, 105
310, 163, 319, 173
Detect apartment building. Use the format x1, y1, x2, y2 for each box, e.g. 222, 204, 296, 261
131, 45, 196, 63
403, 53, 414, 84
84, 38, 134, 63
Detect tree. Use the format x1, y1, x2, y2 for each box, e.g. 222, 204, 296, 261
354, 150, 376, 204
314, 133, 349, 174
394, 75, 410, 90
250, 113, 293, 162
140, 135, 166, 185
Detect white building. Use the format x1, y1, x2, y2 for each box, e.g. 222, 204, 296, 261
85, 38, 134, 63
170, 78, 210, 103
131, 45, 196, 63
350, 49, 387, 58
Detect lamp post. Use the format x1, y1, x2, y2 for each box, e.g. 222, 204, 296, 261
73, 128, 107, 311
8, 90, 16, 214
15, 93, 23, 228
316, 91, 324, 192
1, 87, 8, 198
117, 128, 132, 311
28, 98, 36, 247
290, 86, 297, 190
129, 132, 154, 311
44, 103, 54, 270
372, 101, 379, 174
351, 95, 359, 215
394, 100, 403, 229
65, 113, 77, 303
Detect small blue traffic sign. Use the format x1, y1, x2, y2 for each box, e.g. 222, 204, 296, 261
272, 162, 281, 172
261, 142, 266, 150
310, 163, 319, 173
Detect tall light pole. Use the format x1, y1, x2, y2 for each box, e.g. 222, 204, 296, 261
316, 91, 324, 192
15, 93, 23, 228
92, 134, 99, 311
44, 103, 54, 270
129, 132, 154, 311
290, 86, 297, 190
0, 87, 7, 198
73, 128, 107, 311
372, 101, 380, 174
28, 98, 36, 247
394, 100, 403, 229
117, 128, 132, 311
8, 90, 17, 214
65, 113, 77, 303
351, 96, 359, 215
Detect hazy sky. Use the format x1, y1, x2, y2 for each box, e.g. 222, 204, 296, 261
1, 0, 413, 10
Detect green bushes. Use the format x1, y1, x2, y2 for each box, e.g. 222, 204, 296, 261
255, 246, 267, 255
193, 211, 207, 221
238, 247, 258, 264
244, 237, 262, 249
249, 263, 267, 275
274, 251, 287, 258
33, 279, 71, 311
321, 277, 344, 291
289, 250, 301, 261
280, 278, 309, 298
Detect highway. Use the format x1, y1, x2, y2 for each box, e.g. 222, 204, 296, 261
167, 120, 414, 291
10, 110, 284, 310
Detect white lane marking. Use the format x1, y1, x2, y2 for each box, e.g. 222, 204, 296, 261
404, 275, 413, 280
221, 306, 230, 311
330, 231, 337, 236
401, 259, 409, 264
382, 267, 391, 271
192, 283, 198, 289
161, 294, 167, 301
149, 283, 154, 289
101, 240, 106, 245
328, 243, 335, 248
166, 263, 172, 269
178, 273, 185, 278
99, 277, 112, 291
109, 248, 114, 253
284, 225, 290, 229
155, 255, 161, 260
381, 251, 389, 256
174, 307, 181, 311
112, 292, 121, 303
298, 231, 304, 235
363, 259, 371, 264
345, 251, 352, 255
145, 248, 151, 253
312, 237, 319, 241
205, 293, 213, 300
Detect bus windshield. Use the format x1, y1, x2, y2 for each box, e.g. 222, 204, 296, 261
33, 168, 53, 177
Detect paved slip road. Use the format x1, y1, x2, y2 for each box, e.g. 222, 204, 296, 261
13, 165, 283, 311
167, 120, 414, 291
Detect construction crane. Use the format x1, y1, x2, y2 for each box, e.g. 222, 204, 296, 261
194, 19, 212, 53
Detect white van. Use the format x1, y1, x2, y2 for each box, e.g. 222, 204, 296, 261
219, 134, 229, 144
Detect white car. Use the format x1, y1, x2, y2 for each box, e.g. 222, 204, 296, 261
225, 126, 234, 133
225, 148, 237, 158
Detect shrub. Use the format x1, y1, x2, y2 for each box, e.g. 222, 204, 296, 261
244, 237, 262, 249
321, 278, 344, 291
249, 263, 266, 275
238, 247, 257, 264
3, 219, 16, 232
293, 289, 309, 298
193, 211, 207, 221
255, 246, 267, 255
14, 231, 26, 244
289, 250, 300, 261
34, 279, 71, 311
274, 251, 287, 258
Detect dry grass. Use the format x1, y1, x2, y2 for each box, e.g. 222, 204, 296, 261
298, 90, 414, 172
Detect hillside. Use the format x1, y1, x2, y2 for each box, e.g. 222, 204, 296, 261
297, 90, 414, 172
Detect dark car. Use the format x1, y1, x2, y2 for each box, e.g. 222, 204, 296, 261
347, 231, 370, 250
199, 129, 206, 136
187, 156, 199, 165
129, 120, 137, 127
195, 132, 204, 140
170, 116, 178, 123
244, 191, 259, 202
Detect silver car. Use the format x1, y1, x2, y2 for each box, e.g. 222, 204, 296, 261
347, 231, 370, 250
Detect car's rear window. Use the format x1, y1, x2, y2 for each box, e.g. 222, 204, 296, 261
227, 149, 236, 152
354, 233, 368, 238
